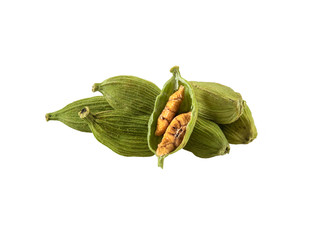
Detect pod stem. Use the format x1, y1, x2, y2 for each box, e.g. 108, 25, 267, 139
170, 66, 180, 75
225, 145, 230, 154
78, 107, 95, 123
170, 66, 181, 89
158, 156, 165, 169
92, 83, 100, 92
45, 113, 58, 121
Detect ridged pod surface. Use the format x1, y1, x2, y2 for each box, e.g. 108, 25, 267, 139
148, 66, 198, 168
190, 81, 245, 124
46, 96, 112, 132
220, 103, 257, 144
92, 76, 161, 115
184, 117, 230, 158
79, 107, 153, 157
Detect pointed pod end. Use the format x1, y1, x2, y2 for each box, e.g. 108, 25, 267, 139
170, 66, 180, 74
78, 107, 90, 119
245, 132, 257, 144
239, 100, 246, 116
92, 83, 100, 92
45, 113, 58, 121
225, 145, 230, 154
158, 157, 164, 169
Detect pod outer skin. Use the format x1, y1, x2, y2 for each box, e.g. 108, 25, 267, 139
46, 96, 113, 132
80, 108, 154, 157
220, 103, 257, 144
92, 75, 161, 115
191, 81, 245, 124
184, 117, 230, 158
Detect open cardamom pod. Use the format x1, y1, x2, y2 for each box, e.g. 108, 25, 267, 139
46, 96, 112, 132
191, 81, 245, 124
79, 107, 153, 157
220, 103, 257, 144
92, 75, 161, 115
184, 117, 230, 158
148, 66, 198, 168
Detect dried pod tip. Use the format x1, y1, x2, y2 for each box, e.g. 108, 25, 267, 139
45, 113, 50, 121
169, 66, 179, 74
158, 157, 164, 169
92, 83, 100, 92
45, 113, 58, 121
239, 100, 246, 116
225, 146, 230, 154
79, 107, 90, 119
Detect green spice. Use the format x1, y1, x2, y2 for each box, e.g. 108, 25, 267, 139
79, 107, 153, 157
92, 75, 161, 115
147, 66, 198, 168
46, 96, 112, 132
184, 117, 230, 158
220, 103, 257, 144
191, 81, 245, 124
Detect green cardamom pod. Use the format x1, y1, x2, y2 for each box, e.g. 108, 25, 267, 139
46, 96, 113, 132
92, 75, 161, 115
190, 81, 245, 124
184, 117, 230, 158
148, 66, 198, 168
220, 103, 257, 144
79, 107, 153, 157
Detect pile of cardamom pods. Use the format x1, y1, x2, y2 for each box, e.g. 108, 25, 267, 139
46, 66, 257, 168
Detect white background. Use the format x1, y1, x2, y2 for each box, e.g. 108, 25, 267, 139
1, 1, 321, 239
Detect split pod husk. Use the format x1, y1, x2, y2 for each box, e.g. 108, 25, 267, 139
148, 66, 198, 168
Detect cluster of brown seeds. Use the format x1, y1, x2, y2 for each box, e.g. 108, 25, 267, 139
155, 85, 191, 156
